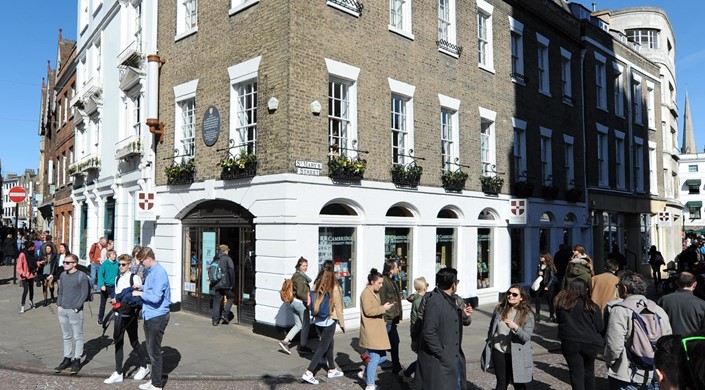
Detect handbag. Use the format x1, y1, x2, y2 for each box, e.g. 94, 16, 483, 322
480, 338, 493, 372
530, 275, 543, 292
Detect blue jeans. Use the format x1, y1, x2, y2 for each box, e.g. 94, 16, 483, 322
144, 313, 170, 388
285, 300, 310, 347
386, 323, 402, 372
58, 307, 84, 359
90, 263, 100, 292
364, 349, 388, 385
608, 377, 659, 390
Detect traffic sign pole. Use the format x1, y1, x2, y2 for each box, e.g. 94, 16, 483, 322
13, 203, 18, 284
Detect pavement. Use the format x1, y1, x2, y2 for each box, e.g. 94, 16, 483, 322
0, 265, 568, 386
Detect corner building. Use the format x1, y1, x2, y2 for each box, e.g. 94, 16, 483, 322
153, 0, 593, 331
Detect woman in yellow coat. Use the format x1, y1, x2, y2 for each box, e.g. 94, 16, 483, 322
358, 268, 395, 390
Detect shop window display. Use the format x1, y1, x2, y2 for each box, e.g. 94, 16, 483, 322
477, 228, 493, 288
436, 227, 456, 272
385, 227, 412, 297
319, 227, 356, 308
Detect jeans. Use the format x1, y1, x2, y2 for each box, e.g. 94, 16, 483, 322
307, 322, 336, 373
3, 256, 13, 266
285, 300, 310, 347
58, 307, 84, 359
90, 263, 100, 292
386, 323, 402, 372
211, 288, 235, 322
98, 286, 115, 322
608, 377, 659, 390
21, 279, 34, 305
491, 348, 531, 390
364, 349, 388, 385
113, 314, 147, 373
144, 313, 170, 388
562, 340, 598, 390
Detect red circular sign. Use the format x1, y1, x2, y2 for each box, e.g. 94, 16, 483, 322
8, 186, 27, 203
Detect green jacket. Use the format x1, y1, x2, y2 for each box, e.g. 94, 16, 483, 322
291, 270, 310, 302
379, 275, 402, 323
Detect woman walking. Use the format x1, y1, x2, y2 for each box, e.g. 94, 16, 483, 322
279, 257, 313, 355
104, 254, 150, 384
358, 268, 395, 390
535, 253, 557, 322
401, 276, 429, 382
486, 285, 535, 389
301, 267, 346, 385
16, 241, 41, 313
562, 244, 594, 290
555, 278, 603, 390
648, 245, 665, 283
40, 242, 59, 306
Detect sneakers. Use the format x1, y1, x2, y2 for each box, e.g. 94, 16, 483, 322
297, 346, 314, 355
104, 371, 123, 384
18, 305, 24, 314
138, 381, 161, 390
29, 301, 34, 309
327, 369, 344, 378
279, 340, 291, 355
134, 366, 150, 380
357, 369, 365, 381
97, 319, 103, 326
69, 358, 81, 375
301, 371, 319, 385
220, 315, 230, 325
54, 357, 71, 373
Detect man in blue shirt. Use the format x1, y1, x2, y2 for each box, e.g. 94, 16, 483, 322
132, 246, 170, 390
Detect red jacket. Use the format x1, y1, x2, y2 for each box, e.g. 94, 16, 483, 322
89, 242, 102, 264
16, 252, 36, 280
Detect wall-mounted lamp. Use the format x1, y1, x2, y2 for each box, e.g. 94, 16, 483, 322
311, 100, 321, 116
268, 97, 279, 112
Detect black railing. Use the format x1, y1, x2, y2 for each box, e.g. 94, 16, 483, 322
441, 158, 470, 193
217, 139, 257, 180
510, 72, 527, 83
164, 149, 196, 185
328, 0, 364, 14
437, 39, 463, 56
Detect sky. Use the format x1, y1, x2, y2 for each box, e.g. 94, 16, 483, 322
0, 1, 703, 177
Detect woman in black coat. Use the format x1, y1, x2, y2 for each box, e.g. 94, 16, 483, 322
2, 233, 17, 265
555, 278, 603, 390
535, 252, 557, 322
39, 242, 59, 306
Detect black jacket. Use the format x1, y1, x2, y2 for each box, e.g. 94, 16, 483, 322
212, 252, 236, 290
556, 300, 604, 345
379, 275, 402, 323
2, 239, 17, 259
657, 289, 705, 336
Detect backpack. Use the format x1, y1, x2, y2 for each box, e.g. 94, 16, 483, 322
208, 259, 223, 284
310, 291, 331, 321
280, 278, 294, 303
614, 298, 665, 370
77, 270, 94, 302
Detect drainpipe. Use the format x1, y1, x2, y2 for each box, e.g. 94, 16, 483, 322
579, 49, 588, 210
626, 65, 634, 196
146, 53, 164, 143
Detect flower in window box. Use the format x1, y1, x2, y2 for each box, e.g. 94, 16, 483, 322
219, 150, 257, 180
391, 162, 423, 187
480, 175, 504, 195
512, 180, 534, 198
441, 169, 469, 192
565, 187, 582, 202
165, 159, 196, 185
328, 154, 366, 181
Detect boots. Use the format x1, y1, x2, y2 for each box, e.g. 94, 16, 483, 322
54, 357, 71, 373
69, 358, 81, 375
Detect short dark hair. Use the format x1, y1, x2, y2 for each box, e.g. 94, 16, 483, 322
618, 271, 647, 296
655, 335, 680, 388
435, 267, 458, 290
605, 257, 620, 272
383, 258, 397, 275
67, 254, 79, 262
676, 272, 696, 289
24, 241, 35, 250
135, 246, 155, 261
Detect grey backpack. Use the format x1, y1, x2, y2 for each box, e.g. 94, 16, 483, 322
614, 298, 665, 370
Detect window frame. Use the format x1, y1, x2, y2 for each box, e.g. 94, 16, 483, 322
536, 33, 550, 96
326, 59, 360, 158
633, 74, 643, 125
513, 118, 527, 180
439, 94, 460, 171
389, 0, 414, 40
476, 0, 494, 73
540, 127, 553, 184
647, 81, 656, 129
649, 141, 658, 195
173, 79, 199, 163
229, 0, 259, 16
613, 62, 625, 117
509, 17, 525, 85
615, 130, 626, 190
176, 0, 198, 41
229, 56, 261, 156
597, 124, 609, 187
560, 48, 572, 104
479, 107, 497, 176
595, 52, 607, 110
564, 134, 574, 188
437, 0, 458, 57
389, 78, 416, 165
634, 137, 644, 193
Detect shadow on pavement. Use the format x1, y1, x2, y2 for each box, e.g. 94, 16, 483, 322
83, 335, 113, 365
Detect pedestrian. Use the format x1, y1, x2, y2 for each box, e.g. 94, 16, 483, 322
279, 257, 313, 355
97, 249, 119, 325
654, 335, 680, 390
609, 244, 627, 272
678, 331, 705, 390
401, 276, 429, 383
535, 252, 557, 323
417, 267, 472, 390
648, 245, 665, 283
2, 233, 17, 266
591, 257, 620, 313
379, 258, 403, 375
657, 272, 705, 336
211, 244, 236, 326
54, 253, 91, 375
132, 246, 171, 390
555, 278, 604, 390
358, 268, 396, 390
562, 244, 593, 290
104, 254, 150, 384
300, 267, 345, 385
88, 237, 106, 292
485, 285, 534, 389
40, 242, 59, 306
16, 241, 39, 313
554, 244, 573, 289
604, 271, 672, 389
130, 245, 147, 281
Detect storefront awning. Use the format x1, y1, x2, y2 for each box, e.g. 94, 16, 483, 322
686, 179, 702, 186
686, 201, 703, 208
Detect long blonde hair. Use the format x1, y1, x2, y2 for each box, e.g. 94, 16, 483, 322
313, 268, 337, 316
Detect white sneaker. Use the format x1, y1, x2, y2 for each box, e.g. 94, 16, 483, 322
357, 370, 365, 380
138, 381, 153, 390
134, 365, 150, 380
18, 305, 24, 314
327, 369, 344, 378
104, 371, 123, 384
301, 372, 319, 385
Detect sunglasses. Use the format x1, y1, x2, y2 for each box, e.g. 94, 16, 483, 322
63, 261, 75, 265
682, 336, 705, 363
507, 292, 520, 298
119, 263, 129, 267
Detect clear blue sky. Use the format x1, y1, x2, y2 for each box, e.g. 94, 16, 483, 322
0, 1, 703, 176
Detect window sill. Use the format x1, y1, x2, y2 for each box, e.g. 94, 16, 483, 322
438, 47, 460, 59
229, 0, 259, 16
539, 90, 552, 98
388, 26, 414, 41
478, 63, 495, 74
511, 78, 525, 87
175, 27, 198, 42
597, 106, 609, 113
327, 1, 360, 18
562, 96, 574, 107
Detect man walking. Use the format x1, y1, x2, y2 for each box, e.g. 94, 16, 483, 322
658, 272, 705, 336
211, 245, 236, 326
132, 247, 171, 390
604, 271, 672, 390
89, 237, 106, 292
55, 254, 91, 375
379, 258, 403, 374
591, 258, 620, 312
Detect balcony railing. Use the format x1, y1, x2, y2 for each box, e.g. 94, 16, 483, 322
80, 155, 101, 172
117, 39, 144, 68
437, 39, 463, 57
327, 0, 363, 15
115, 135, 143, 160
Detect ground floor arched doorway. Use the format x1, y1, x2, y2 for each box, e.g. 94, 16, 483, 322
180, 200, 256, 325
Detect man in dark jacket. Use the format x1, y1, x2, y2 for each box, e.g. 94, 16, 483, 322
211, 245, 236, 326
417, 267, 472, 390
657, 272, 705, 336
379, 258, 403, 374
2, 233, 18, 266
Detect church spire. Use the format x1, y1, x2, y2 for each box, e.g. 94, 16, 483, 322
682, 90, 696, 153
